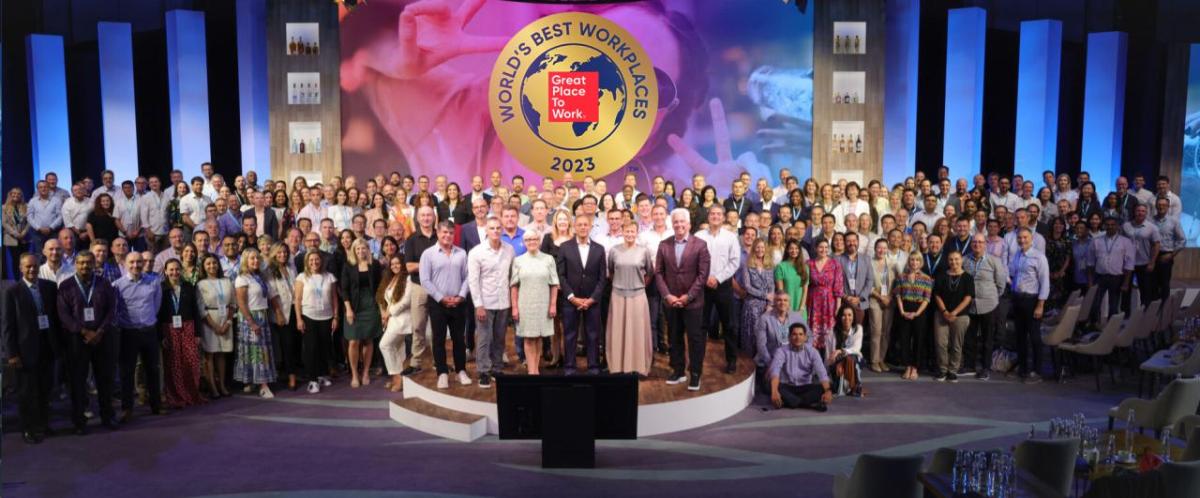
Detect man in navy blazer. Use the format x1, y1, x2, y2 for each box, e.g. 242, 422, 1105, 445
456, 197, 489, 254
837, 233, 873, 324
556, 214, 608, 375
3, 254, 62, 443
656, 208, 711, 391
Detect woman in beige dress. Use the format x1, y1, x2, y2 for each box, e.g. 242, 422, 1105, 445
606, 221, 656, 376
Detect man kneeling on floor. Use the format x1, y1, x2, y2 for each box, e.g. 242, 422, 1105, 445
769, 323, 833, 412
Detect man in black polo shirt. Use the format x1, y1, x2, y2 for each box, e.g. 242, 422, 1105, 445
402, 206, 439, 375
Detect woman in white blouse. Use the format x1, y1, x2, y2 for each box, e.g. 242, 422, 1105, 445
294, 251, 340, 394
234, 248, 280, 398
830, 304, 864, 397
328, 188, 355, 232
266, 243, 299, 391
377, 255, 411, 392
197, 254, 235, 397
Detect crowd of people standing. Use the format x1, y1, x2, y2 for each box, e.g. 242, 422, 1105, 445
0, 162, 1189, 442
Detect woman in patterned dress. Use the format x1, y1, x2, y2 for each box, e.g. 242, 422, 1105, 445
233, 248, 278, 398
806, 239, 844, 360
512, 229, 560, 375
159, 259, 205, 408
740, 239, 775, 361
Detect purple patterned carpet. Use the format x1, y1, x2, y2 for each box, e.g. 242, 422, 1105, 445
2, 371, 1127, 498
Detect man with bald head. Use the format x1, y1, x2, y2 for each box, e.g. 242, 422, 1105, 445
963, 233, 1008, 380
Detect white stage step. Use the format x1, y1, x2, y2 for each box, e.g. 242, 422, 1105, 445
389, 397, 487, 442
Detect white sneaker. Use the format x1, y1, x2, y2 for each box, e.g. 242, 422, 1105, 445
437, 373, 450, 390
457, 371, 472, 386
318, 376, 332, 387
259, 387, 274, 399
307, 381, 320, 394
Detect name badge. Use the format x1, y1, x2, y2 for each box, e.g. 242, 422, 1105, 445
881, 285, 888, 296
172, 315, 183, 328
848, 278, 857, 290
38, 315, 50, 330
83, 307, 95, 322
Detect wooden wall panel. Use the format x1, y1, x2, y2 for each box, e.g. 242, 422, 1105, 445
266, 0, 341, 183
813, 0, 886, 184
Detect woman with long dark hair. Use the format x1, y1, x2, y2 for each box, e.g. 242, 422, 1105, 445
377, 254, 411, 392
160, 258, 204, 407
830, 304, 863, 396
1045, 217, 1072, 309
86, 194, 120, 245
775, 240, 809, 322
806, 239, 844, 360
197, 254, 234, 397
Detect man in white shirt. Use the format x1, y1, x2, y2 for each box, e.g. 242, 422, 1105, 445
1002, 209, 1046, 262
1131, 174, 1156, 207
772, 168, 792, 204
1155, 176, 1183, 221
989, 177, 1021, 214
178, 177, 212, 232
595, 209, 625, 254
1123, 204, 1161, 309
60, 183, 93, 239
296, 187, 328, 229
38, 239, 73, 283
910, 194, 943, 230
113, 181, 142, 249
90, 170, 119, 200
467, 217, 515, 388
521, 198, 551, 235
695, 205, 740, 373
137, 176, 169, 252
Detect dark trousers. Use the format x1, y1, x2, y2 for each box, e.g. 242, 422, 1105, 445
3, 244, 22, 279
120, 326, 162, 412
301, 317, 332, 380
893, 307, 924, 368
15, 345, 54, 432
646, 284, 665, 348
1092, 274, 1124, 322
777, 383, 825, 409
1123, 264, 1152, 314
66, 330, 118, 426
666, 305, 704, 377
1153, 255, 1175, 304
428, 299, 467, 375
1011, 294, 1043, 376
275, 309, 301, 376
561, 300, 602, 372
964, 310, 995, 373
703, 280, 738, 365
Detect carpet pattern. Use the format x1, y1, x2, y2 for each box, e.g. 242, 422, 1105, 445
2, 371, 1128, 498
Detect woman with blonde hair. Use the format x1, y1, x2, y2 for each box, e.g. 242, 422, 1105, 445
603, 221, 653, 375
740, 238, 775, 358
377, 254, 411, 392
266, 243, 300, 390
539, 209, 573, 367
233, 248, 278, 398
2, 187, 28, 278
295, 251, 339, 394
340, 238, 383, 387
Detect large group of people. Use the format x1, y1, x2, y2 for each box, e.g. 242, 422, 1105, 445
0, 162, 1189, 443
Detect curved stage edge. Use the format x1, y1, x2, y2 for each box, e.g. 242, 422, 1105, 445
390, 338, 757, 440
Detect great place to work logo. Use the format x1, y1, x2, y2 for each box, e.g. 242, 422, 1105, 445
489, 12, 658, 178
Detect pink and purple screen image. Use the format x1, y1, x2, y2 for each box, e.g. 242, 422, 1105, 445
339, 0, 813, 194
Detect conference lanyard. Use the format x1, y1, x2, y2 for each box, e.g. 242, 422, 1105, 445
970, 256, 983, 279
170, 288, 181, 314
1079, 200, 1090, 214
76, 276, 94, 305
926, 254, 941, 274
952, 237, 968, 254
731, 198, 744, 214
1104, 236, 1117, 255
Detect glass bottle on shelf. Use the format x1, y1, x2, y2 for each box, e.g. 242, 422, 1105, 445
315, 137, 322, 153
291, 83, 297, 104
834, 35, 841, 54
313, 40, 319, 55
855, 135, 863, 154
831, 134, 839, 154
288, 37, 296, 55
299, 139, 306, 154
852, 92, 859, 104
854, 35, 861, 54
844, 91, 851, 104
835, 93, 842, 104
291, 138, 298, 154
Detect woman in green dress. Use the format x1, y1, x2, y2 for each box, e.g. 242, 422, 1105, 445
340, 238, 383, 388
774, 240, 809, 323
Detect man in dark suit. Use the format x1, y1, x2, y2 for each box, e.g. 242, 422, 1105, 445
556, 214, 608, 375
3, 254, 62, 443
656, 208, 711, 391
455, 197, 490, 254
245, 191, 280, 240
463, 175, 492, 215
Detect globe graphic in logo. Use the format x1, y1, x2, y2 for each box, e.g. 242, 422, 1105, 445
520, 44, 627, 151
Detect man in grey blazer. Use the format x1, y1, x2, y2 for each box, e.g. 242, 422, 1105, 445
837, 233, 872, 325
963, 233, 1008, 380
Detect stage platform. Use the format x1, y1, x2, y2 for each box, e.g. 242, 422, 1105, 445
390, 338, 756, 442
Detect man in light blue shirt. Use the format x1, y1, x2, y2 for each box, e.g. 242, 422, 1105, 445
27, 181, 63, 256
419, 221, 471, 389
769, 323, 832, 411
1151, 197, 1187, 306
1008, 228, 1050, 384
111, 252, 164, 420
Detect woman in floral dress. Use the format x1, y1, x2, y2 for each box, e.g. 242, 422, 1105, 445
806, 239, 844, 360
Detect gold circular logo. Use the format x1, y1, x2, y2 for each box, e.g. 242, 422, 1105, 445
489, 12, 657, 178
